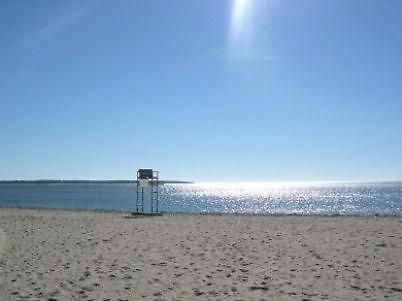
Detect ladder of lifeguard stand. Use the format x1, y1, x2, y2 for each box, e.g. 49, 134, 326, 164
151, 170, 159, 213
136, 186, 143, 213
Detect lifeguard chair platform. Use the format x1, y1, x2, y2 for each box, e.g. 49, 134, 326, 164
133, 168, 162, 215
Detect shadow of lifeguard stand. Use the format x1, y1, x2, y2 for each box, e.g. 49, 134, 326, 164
134, 169, 162, 215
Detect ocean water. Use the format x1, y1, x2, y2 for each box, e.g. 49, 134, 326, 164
0, 182, 401, 216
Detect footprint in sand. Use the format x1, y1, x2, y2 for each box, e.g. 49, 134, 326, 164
0, 228, 8, 256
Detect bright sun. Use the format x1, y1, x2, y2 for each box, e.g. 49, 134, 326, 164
229, 0, 254, 56
231, 0, 249, 35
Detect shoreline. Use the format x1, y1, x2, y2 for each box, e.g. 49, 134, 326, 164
0, 205, 401, 217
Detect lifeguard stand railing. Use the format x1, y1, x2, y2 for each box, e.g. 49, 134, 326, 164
136, 169, 159, 213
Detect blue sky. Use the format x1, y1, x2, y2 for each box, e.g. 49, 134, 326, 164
0, 0, 401, 181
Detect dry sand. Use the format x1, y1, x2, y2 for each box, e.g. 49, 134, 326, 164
0, 208, 401, 301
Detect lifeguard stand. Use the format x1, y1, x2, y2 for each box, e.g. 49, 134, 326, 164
136, 169, 159, 213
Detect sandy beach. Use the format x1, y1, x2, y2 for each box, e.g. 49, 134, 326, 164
0, 208, 401, 300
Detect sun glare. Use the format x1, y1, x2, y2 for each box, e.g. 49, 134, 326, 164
231, 0, 248, 29
229, 0, 254, 57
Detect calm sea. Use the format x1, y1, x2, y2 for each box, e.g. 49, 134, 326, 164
0, 182, 401, 215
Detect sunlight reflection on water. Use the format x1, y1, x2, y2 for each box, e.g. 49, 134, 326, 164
162, 182, 402, 215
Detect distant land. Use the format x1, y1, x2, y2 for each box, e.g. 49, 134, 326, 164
0, 180, 194, 185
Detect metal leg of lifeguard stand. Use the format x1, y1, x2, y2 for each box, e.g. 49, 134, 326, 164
156, 180, 159, 213
151, 183, 154, 213
136, 186, 139, 213
141, 187, 144, 212
136, 171, 140, 213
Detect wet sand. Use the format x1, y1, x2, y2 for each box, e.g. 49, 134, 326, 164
0, 208, 401, 300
